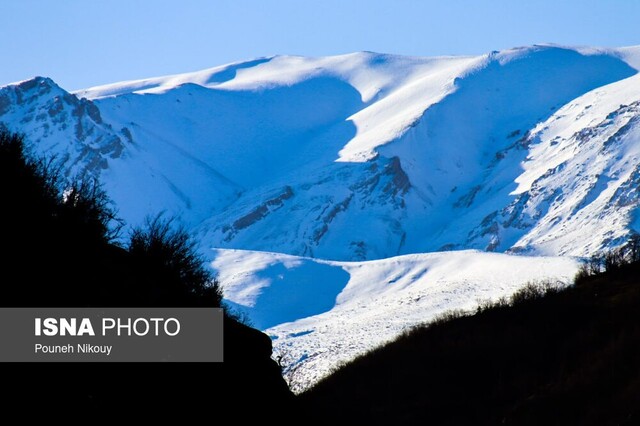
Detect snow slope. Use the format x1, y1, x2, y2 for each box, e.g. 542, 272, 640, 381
213, 248, 579, 392
0, 77, 241, 227
2, 45, 638, 259
491, 71, 640, 255
88, 45, 640, 259
2, 44, 640, 391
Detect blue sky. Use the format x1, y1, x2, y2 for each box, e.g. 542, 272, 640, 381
1, 0, 638, 90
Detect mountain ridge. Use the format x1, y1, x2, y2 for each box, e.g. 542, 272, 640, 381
2, 46, 638, 260
3, 44, 640, 391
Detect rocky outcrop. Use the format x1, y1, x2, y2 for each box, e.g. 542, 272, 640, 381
0, 77, 128, 179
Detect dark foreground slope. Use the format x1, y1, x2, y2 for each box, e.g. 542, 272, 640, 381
0, 131, 291, 417
300, 262, 640, 425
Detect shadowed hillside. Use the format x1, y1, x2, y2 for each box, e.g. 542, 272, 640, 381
0, 130, 292, 417
300, 253, 640, 425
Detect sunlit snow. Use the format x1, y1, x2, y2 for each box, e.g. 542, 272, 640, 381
2, 44, 640, 392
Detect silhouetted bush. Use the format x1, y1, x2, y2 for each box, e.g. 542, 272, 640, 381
574, 263, 591, 281
575, 236, 640, 282
509, 280, 559, 305
129, 215, 222, 306
60, 178, 122, 244
429, 308, 467, 326
627, 234, 640, 262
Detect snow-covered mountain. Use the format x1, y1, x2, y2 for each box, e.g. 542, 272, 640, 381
2, 44, 640, 391
3, 45, 639, 260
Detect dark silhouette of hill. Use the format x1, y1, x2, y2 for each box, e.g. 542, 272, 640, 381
300, 255, 640, 425
0, 130, 291, 417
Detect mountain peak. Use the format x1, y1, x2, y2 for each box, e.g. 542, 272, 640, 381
3, 45, 640, 259
4, 44, 640, 392
5, 76, 60, 93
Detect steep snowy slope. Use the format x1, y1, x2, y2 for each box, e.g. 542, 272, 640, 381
213, 248, 579, 392
474, 71, 640, 256
96, 46, 640, 259
2, 45, 637, 259
0, 77, 241, 227
202, 45, 640, 260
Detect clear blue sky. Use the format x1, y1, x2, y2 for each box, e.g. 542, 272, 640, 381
1, 0, 638, 90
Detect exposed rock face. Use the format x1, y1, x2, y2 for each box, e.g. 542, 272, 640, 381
0, 77, 127, 180
470, 100, 640, 256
